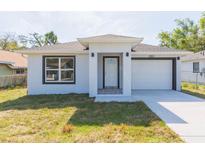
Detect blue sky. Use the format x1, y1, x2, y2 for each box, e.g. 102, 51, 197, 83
0, 11, 203, 45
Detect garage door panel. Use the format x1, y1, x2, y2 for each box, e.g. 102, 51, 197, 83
132, 60, 172, 90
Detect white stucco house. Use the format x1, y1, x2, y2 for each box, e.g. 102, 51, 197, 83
181, 50, 205, 84
20, 34, 191, 100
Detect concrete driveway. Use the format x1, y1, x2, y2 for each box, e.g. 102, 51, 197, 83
132, 90, 205, 143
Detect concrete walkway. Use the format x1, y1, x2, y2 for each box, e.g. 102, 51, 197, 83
132, 90, 205, 143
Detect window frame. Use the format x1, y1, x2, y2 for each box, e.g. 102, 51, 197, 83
193, 62, 200, 73
42, 56, 75, 84
16, 69, 25, 74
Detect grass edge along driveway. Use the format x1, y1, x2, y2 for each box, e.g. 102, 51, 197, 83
182, 82, 205, 99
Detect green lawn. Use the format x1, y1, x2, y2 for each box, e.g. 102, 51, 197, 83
182, 82, 205, 99
0, 87, 182, 143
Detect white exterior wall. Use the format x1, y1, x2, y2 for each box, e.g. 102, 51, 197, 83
90, 43, 132, 53
27, 44, 183, 96
89, 51, 98, 97
89, 43, 132, 96
27, 54, 89, 95
123, 52, 131, 96
181, 60, 205, 84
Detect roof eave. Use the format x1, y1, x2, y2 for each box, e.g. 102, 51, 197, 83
18, 50, 88, 55
181, 57, 205, 62
77, 38, 143, 48
131, 51, 192, 56
0, 61, 14, 65
7, 65, 27, 69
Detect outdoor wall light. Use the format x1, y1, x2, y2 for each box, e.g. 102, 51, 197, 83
91, 53, 94, 57
177, 57, 180, 60
126, 52, 129, 57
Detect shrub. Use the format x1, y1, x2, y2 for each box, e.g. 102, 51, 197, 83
192, 84, 199, 89
196, 85, 199, 89
62, 124, 74, 133
183, 83, 188, 88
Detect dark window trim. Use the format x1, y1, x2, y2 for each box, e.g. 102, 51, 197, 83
193, 62, 200, 73
131, 57, 177, 90
15, 68, 25, 74
172, 59, 176, 90
42, 55, 76, 84
103, 56, 120, 89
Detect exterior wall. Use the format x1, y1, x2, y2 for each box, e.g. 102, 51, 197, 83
90, 43, 132, 53
0, 64, 13, 76
181, 60, 205, 84
27, 43, 183, 96
123, 52, 131, 95
89, 51, 97, 97
27, 54, 89, 95
97, 53, 123, 89
89, 43, 132, 96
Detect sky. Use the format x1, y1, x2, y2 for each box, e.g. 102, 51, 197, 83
0, 11, 203, 45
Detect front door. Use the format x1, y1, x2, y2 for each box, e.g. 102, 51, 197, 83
103, 57, 119, 88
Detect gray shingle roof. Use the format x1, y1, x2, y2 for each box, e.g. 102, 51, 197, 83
132, 43, 190, 52
181, 51, 205, 61
78, 34, 142, 40
24, 41, 189, 53
19, 34, 191, 54
25, 34, 142, 52
24, 41, 86, 52
77, 34, 143, 48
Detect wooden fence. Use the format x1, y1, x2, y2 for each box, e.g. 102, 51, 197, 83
0, 74, 27, 88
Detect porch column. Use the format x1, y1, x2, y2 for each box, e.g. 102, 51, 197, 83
89, 52, 98, 97
122, 52, 131, 96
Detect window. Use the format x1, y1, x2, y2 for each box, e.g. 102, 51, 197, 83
43, 56, 75, 84
193, 62, 200, 73
16, 69, 25, 74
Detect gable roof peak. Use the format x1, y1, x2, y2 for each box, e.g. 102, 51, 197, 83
77, 34, 143, 47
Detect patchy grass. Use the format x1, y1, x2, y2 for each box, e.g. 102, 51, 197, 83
182, 82, 205, 99
0, 87, 182, 143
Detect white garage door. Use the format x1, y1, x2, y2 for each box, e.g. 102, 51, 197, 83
132, 60, 172, 90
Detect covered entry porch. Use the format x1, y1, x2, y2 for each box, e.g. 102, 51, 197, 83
89, 50, 132, 97
97, 53, 123, 95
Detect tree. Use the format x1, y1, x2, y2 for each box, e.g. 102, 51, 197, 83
18, 33, 44, 48
44, 31, 58, 45
18, 31, 58, 48
158, 13, 205, 52
0, 33, 21, 51
30, 33, 44, 47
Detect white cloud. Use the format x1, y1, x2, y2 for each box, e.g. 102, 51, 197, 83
0, 11, 202, 45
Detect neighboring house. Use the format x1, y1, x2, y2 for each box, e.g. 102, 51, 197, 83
0, 50, 27, 76
20, 34, 190, 98
181, 50, 205, 84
